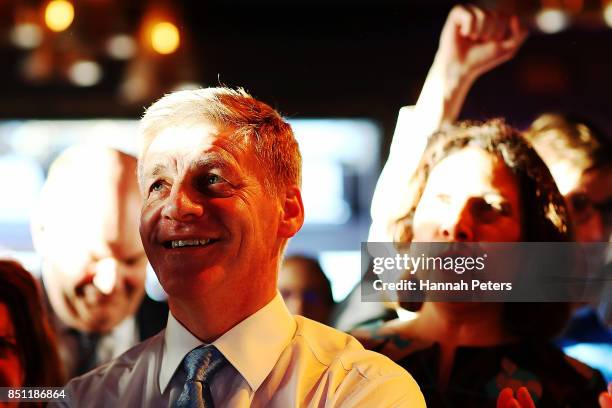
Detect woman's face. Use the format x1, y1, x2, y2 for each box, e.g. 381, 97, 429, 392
412, 147, 523, 242
550, 161, 611, 243
0, 302, 23, 389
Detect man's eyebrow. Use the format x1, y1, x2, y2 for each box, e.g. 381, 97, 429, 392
193, 153, 236, 172
141, 164, 168, 179
150, 164, 167, 177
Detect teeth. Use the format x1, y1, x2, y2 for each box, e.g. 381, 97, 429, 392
170, 239, 212, 248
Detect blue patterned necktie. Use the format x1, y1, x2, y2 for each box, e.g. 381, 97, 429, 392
173, 345, 227, 408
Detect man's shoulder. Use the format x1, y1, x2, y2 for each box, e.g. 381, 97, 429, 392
65, 331, 164, 401
291, 316, 426, 407
293, 316, 410, 378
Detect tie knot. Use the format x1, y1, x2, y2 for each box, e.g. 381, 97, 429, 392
182, 345, 226, 383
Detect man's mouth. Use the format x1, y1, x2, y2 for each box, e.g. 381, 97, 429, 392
162, 239, 219, 249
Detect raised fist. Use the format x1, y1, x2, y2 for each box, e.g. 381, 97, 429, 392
436, 5, 528, 81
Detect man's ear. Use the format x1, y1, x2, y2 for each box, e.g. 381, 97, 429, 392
278, 186, 305, 239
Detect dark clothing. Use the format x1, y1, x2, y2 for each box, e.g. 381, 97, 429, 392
136, 294, 169, 341
355, 322, 606, 408
45, 289, 168, 379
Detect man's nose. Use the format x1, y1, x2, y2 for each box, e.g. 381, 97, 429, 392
92, 258, 118, 295
161, 186, 204, 221
438, 202, 474, 242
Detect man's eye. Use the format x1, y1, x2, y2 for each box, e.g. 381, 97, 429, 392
206, 174, 223, 185
149, 181, 164, 192
482, 200, 511, 215
194, 174, 231, 195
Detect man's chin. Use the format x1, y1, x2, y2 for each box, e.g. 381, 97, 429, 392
80, 314, 127, 334
71, 303, 132, 334
158, 273, 225, 302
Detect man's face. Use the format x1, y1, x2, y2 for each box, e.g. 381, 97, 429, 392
550, 161, 612, 242
139, 123, 283, 305
41, 154, 147, 333
279, 260, 333, 324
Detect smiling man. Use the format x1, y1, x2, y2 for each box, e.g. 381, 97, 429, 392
57, 88, 424, 407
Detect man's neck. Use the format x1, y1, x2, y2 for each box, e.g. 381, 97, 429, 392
168, 288, 276, 343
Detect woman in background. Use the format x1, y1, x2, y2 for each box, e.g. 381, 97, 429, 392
0, 260, 64, 407
353, 121, 606, 407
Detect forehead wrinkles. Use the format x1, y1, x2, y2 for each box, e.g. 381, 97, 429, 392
144, 132, 247, 179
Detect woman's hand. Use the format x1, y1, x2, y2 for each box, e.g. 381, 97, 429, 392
435, 5, 528, 85
498, 383, 612, 408
415, 5, 528, 127
497, 387, 535, 408
600, 383, 612, 408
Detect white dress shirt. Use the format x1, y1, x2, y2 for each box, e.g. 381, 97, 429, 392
55, 293, 424, 407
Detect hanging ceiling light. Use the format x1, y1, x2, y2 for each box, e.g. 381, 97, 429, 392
150, 21, 180, 55
10, 23, 43, 49
106, 34, 137, 60
604, 2, 612, 27
535, 8, 570, 33
44, 0, 75, 32
68, 60, 102, 87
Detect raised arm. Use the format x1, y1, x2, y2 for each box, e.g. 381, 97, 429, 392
369, 5, 527, 241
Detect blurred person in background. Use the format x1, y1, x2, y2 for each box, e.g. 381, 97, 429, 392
354, 119, 606, 407
525, 114, 611, 245
333, 3, 528, 330
365, 0, 612, 379
31, 145, 167, 379
0, 260, 63, 405
362, 2, 611, 330
351, 4, 609, 406
525, 114, 612, 378
279, 255, 335, 324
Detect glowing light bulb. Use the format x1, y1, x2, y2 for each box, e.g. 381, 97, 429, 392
44, 0, 74, 32
604, 3, 612, 28
10, 23, 43, 49
68, 60, 102, 87
151, 22, 180, 55
106, 34, 136, 60
535, 8, 569, 34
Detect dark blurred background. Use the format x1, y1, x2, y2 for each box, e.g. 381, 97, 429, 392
1, 0, 611, 143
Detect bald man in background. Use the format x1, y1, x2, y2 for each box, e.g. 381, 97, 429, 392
31, 145, 168, 379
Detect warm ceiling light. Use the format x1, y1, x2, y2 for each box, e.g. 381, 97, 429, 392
604, 3, 612, 27
44, 0, 74, 32
10, 23, 43, 49
68, 60, 102, 86
535, 8, 570, 33
150, 22, 180, 55
106, 34, 137, 60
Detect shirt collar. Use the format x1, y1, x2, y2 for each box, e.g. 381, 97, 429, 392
159, 293, 296, 393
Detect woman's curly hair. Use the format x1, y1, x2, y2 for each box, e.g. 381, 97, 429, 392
392, 119, 574, 339
391, 119, 572, 244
